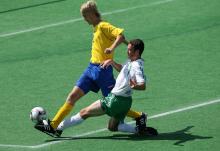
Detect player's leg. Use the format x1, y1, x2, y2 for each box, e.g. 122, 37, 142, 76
57, 100, 105, 131
108, 117, 158, 136
125, 111, 158, 136
35, 65, 97, 136
102, 94, 136, 133
108, 118, 137, 133
126, 110, 142, 119
118, 122, 137, 133
99, 66, 147, 131
127, 110, 147, 132
34, 86, 85, 137
49, 64, 100, 130
80, 99, 105, 118
108, 117, 120, 131
50, 86, 85, 129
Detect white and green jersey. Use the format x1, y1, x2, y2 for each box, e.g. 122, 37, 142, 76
111, 59, 146, 97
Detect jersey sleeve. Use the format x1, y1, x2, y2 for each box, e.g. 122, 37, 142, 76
100, 22, 124, 40
134, 62, 146, 84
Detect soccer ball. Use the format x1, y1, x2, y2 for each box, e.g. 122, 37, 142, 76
30, 107, 47, 123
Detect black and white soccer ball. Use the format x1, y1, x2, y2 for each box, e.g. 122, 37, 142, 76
30, 107, 47, 123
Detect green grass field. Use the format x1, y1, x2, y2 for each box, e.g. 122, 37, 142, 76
0, 0, 220, 151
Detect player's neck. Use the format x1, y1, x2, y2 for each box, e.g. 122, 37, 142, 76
93, 18, 101, 26
130, 56, 141, 62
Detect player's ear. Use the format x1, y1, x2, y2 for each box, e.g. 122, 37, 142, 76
135, 49, 140, 56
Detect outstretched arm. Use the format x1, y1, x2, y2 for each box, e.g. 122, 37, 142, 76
105, 34, 125, 54
101, 59, 122, 72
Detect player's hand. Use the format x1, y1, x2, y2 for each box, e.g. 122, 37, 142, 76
130, 79, 137, 88
104, 48, 114, 54
100, 59, 113, 69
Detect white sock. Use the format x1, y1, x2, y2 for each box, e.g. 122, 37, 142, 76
118, 123, 137, 134
57, 113, 84, 130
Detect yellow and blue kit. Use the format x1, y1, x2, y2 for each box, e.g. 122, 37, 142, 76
90, 21, 124, 64
76, 21, 124, 96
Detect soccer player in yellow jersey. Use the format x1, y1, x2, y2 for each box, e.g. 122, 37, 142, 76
35, 0, 147, 137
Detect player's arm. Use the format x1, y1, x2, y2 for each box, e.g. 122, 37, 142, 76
105, 34, 125, 54
123, 37, 129, 45
130, 62, 146, 90
111, 60, 122, 72
130, 80, 146, 90
100, 59, 122, 72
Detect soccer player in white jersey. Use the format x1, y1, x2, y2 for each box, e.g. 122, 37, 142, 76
34, 0, 147, 137
56, 39, 158, 136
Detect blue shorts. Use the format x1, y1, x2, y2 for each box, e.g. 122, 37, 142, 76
76, 63, 115, 97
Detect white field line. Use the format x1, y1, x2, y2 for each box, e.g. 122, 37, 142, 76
0, 98, 219, 149
0, 0, 174, 38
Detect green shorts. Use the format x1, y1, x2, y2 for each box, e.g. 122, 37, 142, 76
100, 93, 132, 121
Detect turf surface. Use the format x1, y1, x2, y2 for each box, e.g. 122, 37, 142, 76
0, 0, 220, 150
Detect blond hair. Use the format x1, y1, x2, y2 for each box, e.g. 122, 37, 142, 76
80, 0, 100, 17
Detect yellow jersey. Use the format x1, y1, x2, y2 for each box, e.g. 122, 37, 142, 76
90, 21, 124, 64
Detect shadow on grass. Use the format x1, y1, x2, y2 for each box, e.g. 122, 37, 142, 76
46, 126, 212, 146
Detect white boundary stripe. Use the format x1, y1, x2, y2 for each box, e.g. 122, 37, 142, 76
148, 99, 220, 119
0, 0, 174, 38
0, 98, 219, 149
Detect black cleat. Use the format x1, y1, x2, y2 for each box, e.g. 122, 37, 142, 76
141, 127, 158, 136
34, 120, 61, 137
135, 112, 147, 133
55, 130, 63, 137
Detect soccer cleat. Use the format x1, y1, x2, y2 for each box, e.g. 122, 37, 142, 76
135, 112, 147, 133
55, 130, 63, 137
143, 127, 158, 136
34, 119, 61, 137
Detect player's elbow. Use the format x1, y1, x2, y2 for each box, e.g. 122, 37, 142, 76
137, 83, 146, 90
142, 84, 146, 90
119, 34, 126, 42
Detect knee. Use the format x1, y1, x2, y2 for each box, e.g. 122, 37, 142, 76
67, 92, 76, 102
108, 124, 118, 132
108, 118, 119, 132
79, 108, 90, 119
66, 92, 79, 104
67, 87, 84, 104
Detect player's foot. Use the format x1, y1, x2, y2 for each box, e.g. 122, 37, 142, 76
55, 130, 63, 137
140, 127, 158, 136
135, 112, 147, 133
34, 119, 61, 137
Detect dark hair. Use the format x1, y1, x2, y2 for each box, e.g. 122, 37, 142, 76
129, 39, 144, 56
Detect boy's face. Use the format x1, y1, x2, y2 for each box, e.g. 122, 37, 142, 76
82, 12, 98, 25
82, 12, 93, 25
127, 44, 138, 60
